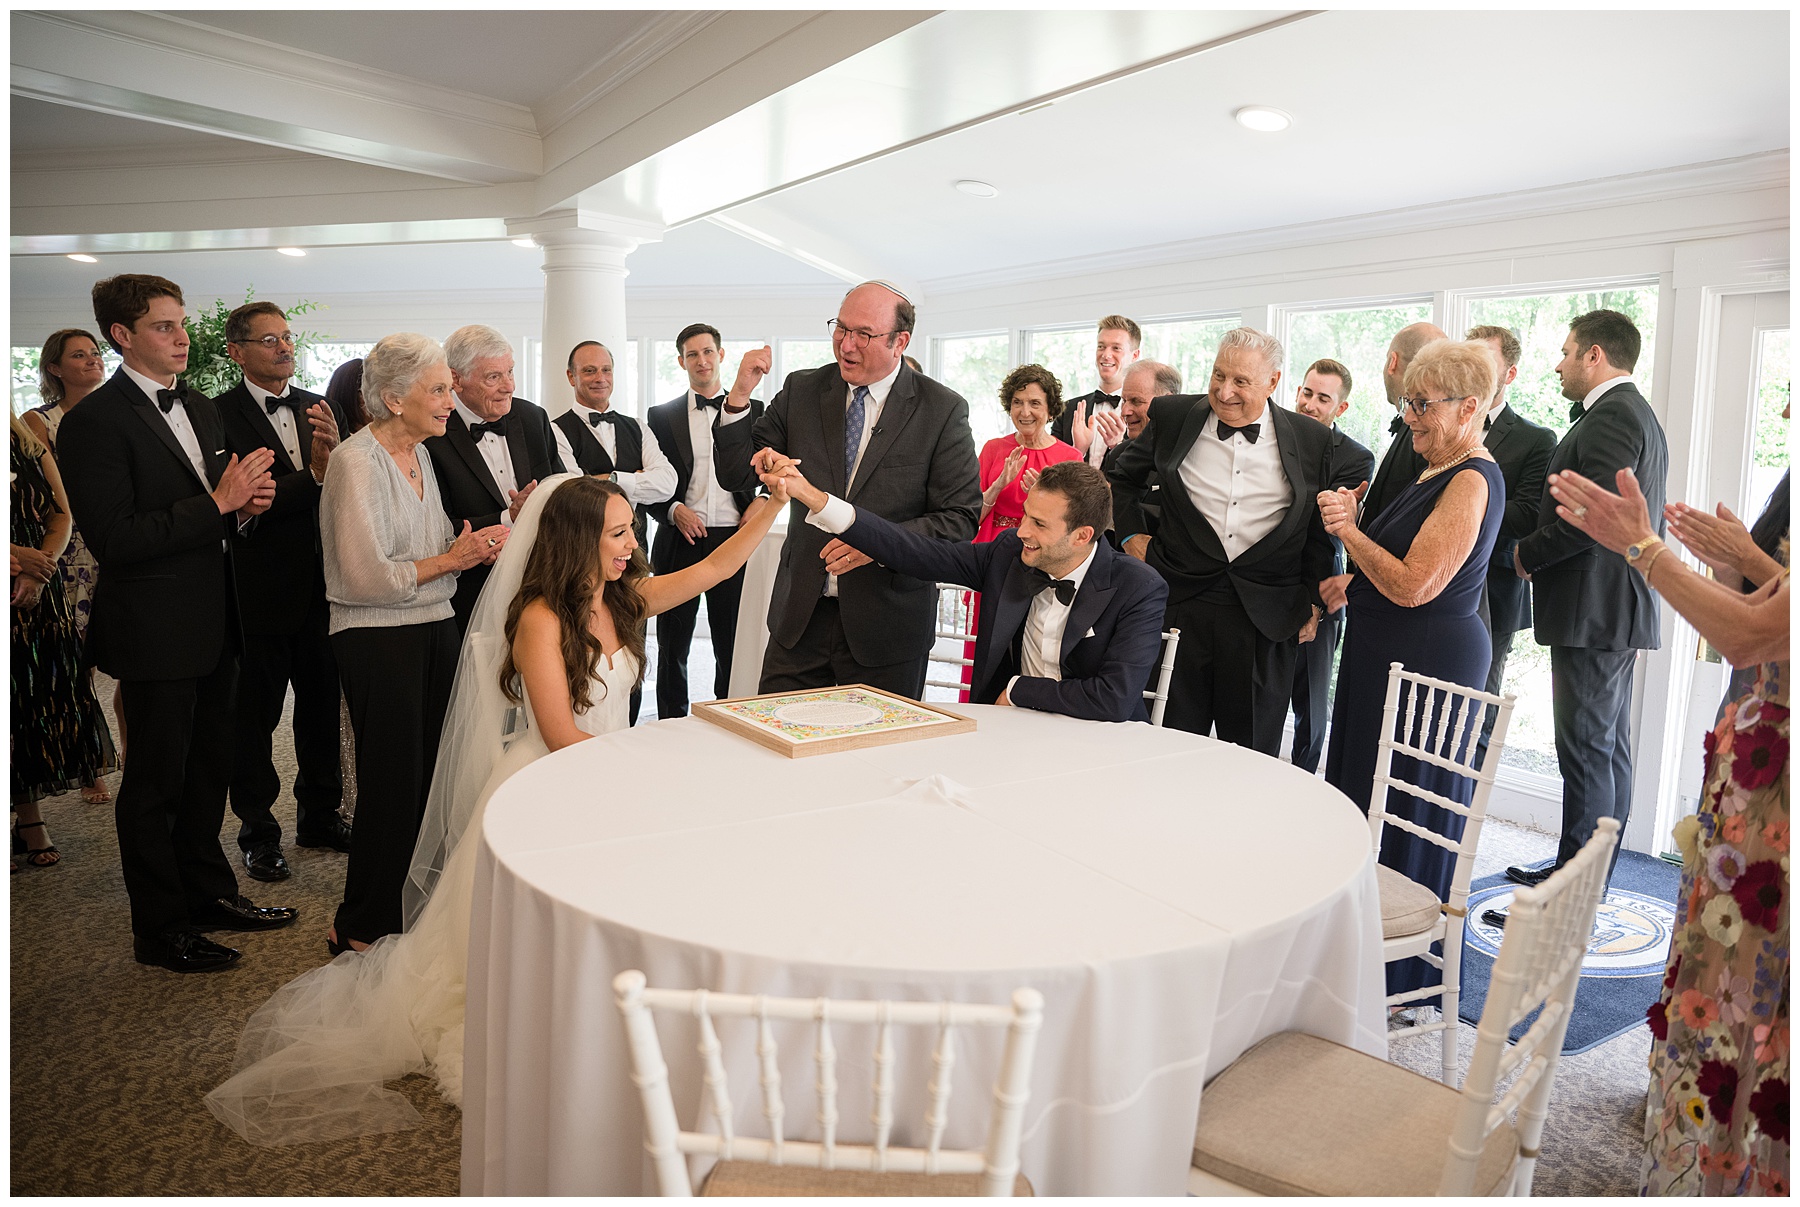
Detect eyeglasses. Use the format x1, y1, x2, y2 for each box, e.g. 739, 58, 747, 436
231, 333, 297, 349
827, 319, 898, 349
1399, 396, 1459, 417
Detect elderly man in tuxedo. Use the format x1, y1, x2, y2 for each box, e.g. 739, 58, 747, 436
1487, 311, 1667, 923
1287, 357, 1375, 774
645, 322, 763, 716
768, 457, 1168, 721
216, 301, 352, 883
1052, 314, 1142, 467
57, 274, 297, 973
1108, 327, 1336, 754
422, 324, 566, 633
1466, 324, 1557, 769
713, 281, 981, 698
1360, 322, 1447, 525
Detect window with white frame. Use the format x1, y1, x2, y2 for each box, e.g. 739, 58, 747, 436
1139, 315, 1240, 393
1282, 299, 1433, 462
1022, 326, 1095, 400
934, 332, 1011, 447
651, 339, 772, 410
776, 339, 832, 384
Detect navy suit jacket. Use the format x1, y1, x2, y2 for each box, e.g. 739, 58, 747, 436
836, 506, 1169, 722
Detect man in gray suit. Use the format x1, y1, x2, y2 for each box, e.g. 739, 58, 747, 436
1487, 310, 1667, 924
713, 281, 981, 697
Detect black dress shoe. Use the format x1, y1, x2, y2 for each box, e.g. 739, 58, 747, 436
1480, 908, 1509, 929
243, 845, 291, 883
1504, 862, 1559, 888
191, 895, 299, 932
296, 815, 353, 853
134, 927, 242, 973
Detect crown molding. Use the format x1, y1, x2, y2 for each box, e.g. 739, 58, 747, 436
625, 283, 845, 304
922, 152, 1790, 297
535, 12, 727, 138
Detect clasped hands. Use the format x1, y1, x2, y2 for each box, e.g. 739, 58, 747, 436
752, 449, 871, 575
213, 446, 278, 519
1070, 401, 1125, 455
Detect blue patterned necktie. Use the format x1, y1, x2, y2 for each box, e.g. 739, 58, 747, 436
845, 385, 870, 483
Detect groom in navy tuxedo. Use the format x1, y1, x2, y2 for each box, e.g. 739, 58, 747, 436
764, 458, 1168, 722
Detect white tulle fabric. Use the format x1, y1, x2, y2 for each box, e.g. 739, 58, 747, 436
204, 473, 637, 1145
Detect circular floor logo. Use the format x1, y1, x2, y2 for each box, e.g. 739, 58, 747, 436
1466, 885, 1675, 977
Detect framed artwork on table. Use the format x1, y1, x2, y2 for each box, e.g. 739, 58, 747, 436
693, 684, 974, 758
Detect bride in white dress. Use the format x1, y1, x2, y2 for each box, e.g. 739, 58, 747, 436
205, 470, 787, 1145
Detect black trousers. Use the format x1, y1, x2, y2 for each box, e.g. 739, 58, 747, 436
1550, 644, 1637, 884
760, 597, 929, 700
1288, 607, 1343, 774
1164, 595, 1297, 757
654, 530, 746, 718
1472, 625, 1516, 772
116, 656, 243, 938
332, 619, 459, 944
229, 601, 342, 851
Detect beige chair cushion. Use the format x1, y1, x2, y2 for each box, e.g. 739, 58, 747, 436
1192, 1032, 1518, 1197
700, 1160, 1033, 1197
1376, 863, 1444, 939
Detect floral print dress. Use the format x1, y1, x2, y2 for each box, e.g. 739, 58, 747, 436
30, 404, 100, 643
1642, 652, 1789, 1195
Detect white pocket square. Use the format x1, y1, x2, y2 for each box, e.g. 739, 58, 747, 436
1083, 627, 1096, 639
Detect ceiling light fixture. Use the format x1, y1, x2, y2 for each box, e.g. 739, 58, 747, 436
67, 253, 98, 264
1234, 105, 1292, 133
511, 237, 538, 249
277, 246, 307, 257
955, 179, 999, 199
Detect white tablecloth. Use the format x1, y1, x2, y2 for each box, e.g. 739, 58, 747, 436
462, 706, 1386, 1196
728, 522, 785, 697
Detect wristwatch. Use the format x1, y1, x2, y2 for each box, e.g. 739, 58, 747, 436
1624, 534, 1663, 567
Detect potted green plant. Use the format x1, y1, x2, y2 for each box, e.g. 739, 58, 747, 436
182, 288, 325, 395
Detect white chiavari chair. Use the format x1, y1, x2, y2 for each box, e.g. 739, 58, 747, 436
1187, 818, 1618, 1197
925, 583, 978, 699
1143, 628, 1180, 727
614, 972, 1044, 1197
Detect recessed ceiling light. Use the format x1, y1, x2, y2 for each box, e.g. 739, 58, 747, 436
277, 246, 307, 257
66, 253, 98, 264
955, 179, 999, 199
1234, 106, 1292, 133
511, 237, 538, 249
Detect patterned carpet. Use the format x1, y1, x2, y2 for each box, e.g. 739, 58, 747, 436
12, 678, 1651, 1195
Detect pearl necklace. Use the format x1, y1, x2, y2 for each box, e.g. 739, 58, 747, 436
1417, 446, 1477, 483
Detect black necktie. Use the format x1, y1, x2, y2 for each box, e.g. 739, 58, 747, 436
587, 410, 622, 427
1568, 401, 1587, 423
468, 419, 504, 440
1024, 566, 1077, 607
1217, 420, 1260, 444
695, 395, 724, 410
155, 388, 182, 414
1388, 413, 1407, 436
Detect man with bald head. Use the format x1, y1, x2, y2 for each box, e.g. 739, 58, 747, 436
713, 281, 980, 697
1360, 321, 1446, 525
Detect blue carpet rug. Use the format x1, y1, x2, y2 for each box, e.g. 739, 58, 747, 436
1457, 849, 1682, 1055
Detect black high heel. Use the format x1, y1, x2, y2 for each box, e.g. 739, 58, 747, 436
326, 930, 355, 957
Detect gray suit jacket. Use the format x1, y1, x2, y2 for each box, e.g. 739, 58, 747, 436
713, 362, 981, 665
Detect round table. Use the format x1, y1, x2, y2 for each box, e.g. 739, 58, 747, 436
461, 705, 1385, 1196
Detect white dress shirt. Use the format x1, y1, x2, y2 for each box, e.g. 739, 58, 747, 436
1016, 542, 1098, 685
680, 391, 742, 527
124, 363, 207, 485
1580, 374, 1639, 412
552, 403, 678, 508
731, 358, 901, 596
1082, 388, 1122, 467
456, 399, 520, 525
1177, 410, 1293, 561
244, 379, 305, 469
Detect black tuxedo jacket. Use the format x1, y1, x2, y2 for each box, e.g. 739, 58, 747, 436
1108, 396, 1336, 642
838, 507, 1169, 722
422, 396, 566, 623
1325, 425, 1376, 577
1363, 414, 1428, 527
1517, 381, 1667, 650
713, 362, 981, 666
56, 369, 246, 680
1050, 388, 1120, 447
645, 392, 763, 572
216, 380, 347, 636
1481, 403, 1558, 636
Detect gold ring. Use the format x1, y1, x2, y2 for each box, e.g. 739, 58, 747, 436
487, 537, 498, 547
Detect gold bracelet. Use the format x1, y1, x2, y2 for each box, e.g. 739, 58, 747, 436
1637, 542, 1669, 586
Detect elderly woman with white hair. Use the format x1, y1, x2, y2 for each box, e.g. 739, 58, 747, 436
1317, 339, 1506, 1003
320, 332, 509, 953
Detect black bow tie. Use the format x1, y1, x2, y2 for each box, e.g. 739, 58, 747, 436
1096, 393, 1121, 407
1217, 420, 1260, 444
695, 394, 724, 410
1483, 414, 1493, 431
1389, 413, 1408, 436
1568, 401, 1587, 423
468, 419, 505, 440
155, 387, 183, 414
586, 409, 623, 427
1024, 566, 1078, 607
263, 392, 302, 415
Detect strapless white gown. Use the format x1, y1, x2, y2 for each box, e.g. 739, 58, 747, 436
204, 652, 638, 1146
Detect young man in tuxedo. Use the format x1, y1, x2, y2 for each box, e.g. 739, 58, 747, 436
1466, 324, 1557, 770
1487, 311, 1666, 924
422, 324, 566, 633
1052, 314, 1141, 466
1359, 322, 1446, 525
768, 458, 1168, 721
1108, 327, 1336, 755
57, 274, 297, 973
551, 340, 677, 552
713, 281, 981, 698
216, 301, 352, 882
644, 324, 762, 717
1286, 358, 1374, 774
